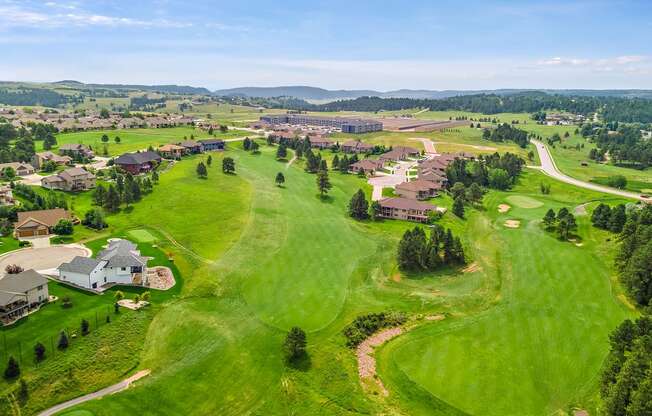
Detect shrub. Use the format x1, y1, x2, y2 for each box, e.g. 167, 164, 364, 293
57, 331, 69, 350
81, 319, 90, 336
61, 296, 73, 309
34, 342, 46, 362
52, 219, 74, 235
342, 312, 407, 348
4, 356, 19, 379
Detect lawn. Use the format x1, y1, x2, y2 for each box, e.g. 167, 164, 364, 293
46, 127, 246, 156
377, 171, 636, 416
5, 128, 640, 415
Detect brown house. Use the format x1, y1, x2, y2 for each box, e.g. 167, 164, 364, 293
178, 140, 203, 154
31, 151, 72, 170
395, 179, 443, 200
58, 144, 94, 159
115, 151, 162, 175
41, 167, 96, 192
0, 162, 35, 176
379, 146, 421, 162
349, 159, 384, 175
158, 144, 185, 159
308, 136, 333, 149
342, 140, 374, 153
14, 208, 72, 238
378, 198, 442, 222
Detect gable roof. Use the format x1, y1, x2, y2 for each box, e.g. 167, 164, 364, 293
198, 139, 224, 145
59, 143, 90, 151
396, 179, 442, 192
159, 144, 184, 152
58, 256, 103, 275
58, 167, 95, 181
0, 269, 47, 305
16, 208, 70, 229
97, 239, 147, 268
115, 151, 161, 165
379, 197, 437, 212
178, 140, 201, 148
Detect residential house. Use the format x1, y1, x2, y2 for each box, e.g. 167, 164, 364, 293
58, 144, 94, 159
0, 162, 35, 176
349, 159, 384, 175
158, 144, 185, 159
31, 151, 73, 170
58, 239, 149, 290
14, 208, 72, 238
0, 186, 13, 205
379, 146, 420, 162
178, 140, 203, 154
378, 197, 443, 223
342, 140, 375, 153
198, 139, 225, 151
308, 136, 333, 149
41, 167, 96, 192
395, 179, 443, 200
114, 151, 162, 175
116, 117, 146, 129
0, 270, 49, 324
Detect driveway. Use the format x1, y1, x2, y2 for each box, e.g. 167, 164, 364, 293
18, 173, 48, 186
531, 140, 647, 201
80, 156, 111, 171
368, 160, 418, 201
0, 244, 90, 274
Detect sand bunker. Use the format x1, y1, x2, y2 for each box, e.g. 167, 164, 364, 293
498, 204, 511, 213
504, 220, 521, 228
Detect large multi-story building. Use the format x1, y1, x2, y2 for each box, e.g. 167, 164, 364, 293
260, 114, 382, 134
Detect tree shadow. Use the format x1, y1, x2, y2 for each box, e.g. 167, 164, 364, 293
286, 352, 311, 372
316, 194, 334, 204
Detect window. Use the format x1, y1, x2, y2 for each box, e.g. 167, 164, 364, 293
121, 267, 126, 271
37, 285, 43, 290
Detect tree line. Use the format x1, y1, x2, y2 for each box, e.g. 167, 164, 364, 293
0, 88, 82, 107
261, 92, 652, 123
482, 123, 529, 148
397, 225, 465, 272
446, 153, 525, 191
615, 205, 652, 306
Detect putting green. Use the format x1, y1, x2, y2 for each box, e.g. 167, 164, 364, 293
505, 195, 543, 208
127, 229, 157, 243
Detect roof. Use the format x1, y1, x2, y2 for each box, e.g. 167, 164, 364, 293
59, 143, 89, 151
16, 208, 70, 229
351, 159, 383, 169
0, 162, 33, 171
159, 144, 184, 152
97, 239, 147, 268
0, 270, 48, 305
58, 256, 103, 274
379, 197, 437, 212
178, 140, 201, 148
115, 151, 161, 165
396, 179, 442, 192
198, 139, 224, 145
58, 167, 95, 181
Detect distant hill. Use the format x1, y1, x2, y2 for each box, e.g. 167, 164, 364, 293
52, 80, 211, 95
214, 86, 652, 101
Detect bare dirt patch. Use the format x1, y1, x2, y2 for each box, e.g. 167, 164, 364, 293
118, 299, 149, 310
504, 220, 521, 228
146, 266, 176, 290
574, 203, 589, 216
498, 204, 511, 213
462, 262, 482, 273
358, 327, 404, 396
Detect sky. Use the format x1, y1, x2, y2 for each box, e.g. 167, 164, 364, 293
1, 0, 651, 91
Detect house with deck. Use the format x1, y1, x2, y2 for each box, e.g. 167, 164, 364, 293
58, 239, 149, 290
178, 140, 203, 154
115, 151, 161, 174
58, 144, 94, 159
41, 167, 96, 192
31, 151, 73, 170
342, 140, 374, 153
0, 270, 49, 324
395, 179, 443, 200
349, 159, 384, 175
158, 144, 185, 159
198, 139, 225, 151
378, 197, 444, 222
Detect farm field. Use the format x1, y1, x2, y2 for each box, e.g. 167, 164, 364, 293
45, 127, 247, 156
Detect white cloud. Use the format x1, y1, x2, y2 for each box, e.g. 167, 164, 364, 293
0, 3, 191, 28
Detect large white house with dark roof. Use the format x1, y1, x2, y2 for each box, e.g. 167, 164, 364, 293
58, 239, 149, 290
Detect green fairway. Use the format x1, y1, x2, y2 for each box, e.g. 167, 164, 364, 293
505, 194, 544, 208
127, 228, 157, 243
11, 129, 640, 416
48, 127, 246, 156
378, 172, 635, 416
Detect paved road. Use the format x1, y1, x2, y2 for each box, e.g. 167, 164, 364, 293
531, 140, 647, 201
38, 370, 150, 416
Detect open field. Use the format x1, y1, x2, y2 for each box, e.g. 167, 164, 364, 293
46, 127, 247, 156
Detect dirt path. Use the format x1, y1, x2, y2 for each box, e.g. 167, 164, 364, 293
285, 154, 297, 169
357, 315, 445, 396
410, 137, 437, 154
37, 370, 150, 416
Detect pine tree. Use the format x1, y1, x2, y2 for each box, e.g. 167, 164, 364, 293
243, 137, 251, 151
332, 155, 340, 170
34, 342, 46, 362
3, 357, 19, 380
339, 155, 349, 173
151, 170, 159, 183
93, 184, 106, 206
316, 170, 332, 197
222, 157, 235, 174
58, 331, 69, 350
207, 155, 212, 166
443, 229, 455, 264
348, 189, 369, 220
543, 208, 557, 229
104, 185, 121, 212
452, 196, 465, 218
276, 144, 288, 160
275, 172, 285, 187
284, 327, 307, 363
81, 319, 90, 336
196, 161, 208, 178
369, 200, 381, 220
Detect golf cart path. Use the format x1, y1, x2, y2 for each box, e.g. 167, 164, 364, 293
531, 140, 647, 201
37, 370, 150, 416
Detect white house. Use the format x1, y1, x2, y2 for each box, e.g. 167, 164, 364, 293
58, 239, 148, 290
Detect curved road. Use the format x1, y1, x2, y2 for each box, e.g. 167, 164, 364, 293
531, 140, 647, 201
